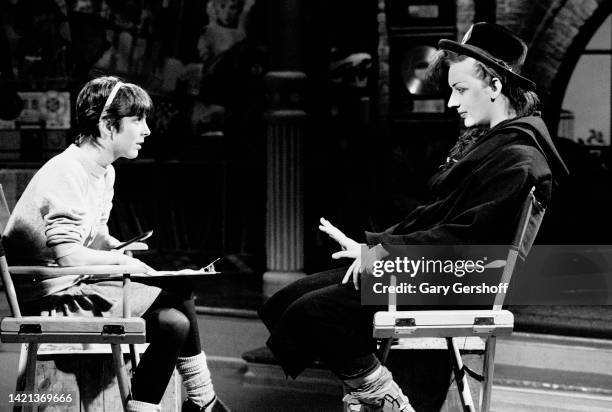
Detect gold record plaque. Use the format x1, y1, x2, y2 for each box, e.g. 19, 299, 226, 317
400, 45, 445, 113
401, 45, 437, 95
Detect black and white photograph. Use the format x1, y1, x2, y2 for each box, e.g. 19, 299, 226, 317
0, 0, 611, 411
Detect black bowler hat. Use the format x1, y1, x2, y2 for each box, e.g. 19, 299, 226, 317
438, 22, 536, 90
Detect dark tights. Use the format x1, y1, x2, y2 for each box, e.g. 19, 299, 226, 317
131, 289, 202, 404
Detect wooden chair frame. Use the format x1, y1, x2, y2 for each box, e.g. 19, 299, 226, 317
372, 186, 546, 412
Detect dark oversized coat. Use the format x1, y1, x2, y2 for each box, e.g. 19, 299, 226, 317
365, 115, 569, 248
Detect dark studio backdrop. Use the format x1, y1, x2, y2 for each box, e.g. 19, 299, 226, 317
1, 0, 612, 335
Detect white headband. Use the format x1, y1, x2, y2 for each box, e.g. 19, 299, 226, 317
99, 81, 123, 121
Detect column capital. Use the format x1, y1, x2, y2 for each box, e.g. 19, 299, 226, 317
264, 70, 307, 117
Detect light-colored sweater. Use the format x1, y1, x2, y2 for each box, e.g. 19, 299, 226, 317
3, 144, 115, 300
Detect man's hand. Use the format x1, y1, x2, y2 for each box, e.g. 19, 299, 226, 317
334, 247, 363, 290
319, 217, 363, 289
319, 217, 360, 251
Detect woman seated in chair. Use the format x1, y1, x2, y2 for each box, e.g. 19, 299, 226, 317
258, 23, 569, 411
3, 76, 228, 412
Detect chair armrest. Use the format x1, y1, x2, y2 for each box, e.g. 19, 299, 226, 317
8, 264, 147, 278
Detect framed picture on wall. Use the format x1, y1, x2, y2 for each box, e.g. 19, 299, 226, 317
387, 0, 455, 29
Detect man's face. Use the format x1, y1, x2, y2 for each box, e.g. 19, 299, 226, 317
447, 58, 495, 128
214, 0, 242, 28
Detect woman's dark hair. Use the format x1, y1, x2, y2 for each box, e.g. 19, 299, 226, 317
426, 50, 540, 117
75, 76, 153, 145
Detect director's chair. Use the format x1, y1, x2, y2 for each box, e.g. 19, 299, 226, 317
0, 185, 147, 412
372, 186, 545, 412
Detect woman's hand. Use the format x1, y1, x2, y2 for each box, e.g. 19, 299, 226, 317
319, 217, 364, 290
90, 231, 122, 251
114, 252, 157, 275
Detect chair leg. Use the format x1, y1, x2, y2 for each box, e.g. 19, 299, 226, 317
378, 338, 393, 364
129, 344, 140, 371
111, 343, 131, 412
447, 337, 476, 412
480, 336, 497, 412
15, 343, 38, 412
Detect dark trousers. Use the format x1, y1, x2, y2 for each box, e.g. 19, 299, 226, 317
259, 267, 384, 380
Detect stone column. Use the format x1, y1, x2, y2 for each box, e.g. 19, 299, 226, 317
262, 0, 308, 296
263, 71, 307, 296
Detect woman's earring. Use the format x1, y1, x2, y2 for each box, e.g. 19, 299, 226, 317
490, 96, 496, 102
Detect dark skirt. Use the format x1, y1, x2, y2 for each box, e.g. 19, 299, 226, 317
22, 278, 161, 318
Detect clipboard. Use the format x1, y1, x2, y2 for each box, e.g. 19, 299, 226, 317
126, 258, 221, 280
131, 268, 219, 279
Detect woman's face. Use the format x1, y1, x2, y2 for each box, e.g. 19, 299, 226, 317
111, 116, 150, 160
447, 58, 495, 127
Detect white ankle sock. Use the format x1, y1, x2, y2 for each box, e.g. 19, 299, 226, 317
177, 352, 215, 409
126, 399, 161, 412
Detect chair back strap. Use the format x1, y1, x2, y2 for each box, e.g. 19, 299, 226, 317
494, 186, 546, 309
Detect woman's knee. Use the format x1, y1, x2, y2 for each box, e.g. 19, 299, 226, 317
149, 308, 191, 343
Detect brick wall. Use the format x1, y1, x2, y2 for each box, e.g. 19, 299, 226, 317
497, 0, 608, 99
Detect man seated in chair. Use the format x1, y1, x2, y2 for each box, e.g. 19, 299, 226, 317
259, 22, 569, 411
3, 76, 228, 412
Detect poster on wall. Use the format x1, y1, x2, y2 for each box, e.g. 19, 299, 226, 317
0, 91, 70, 130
